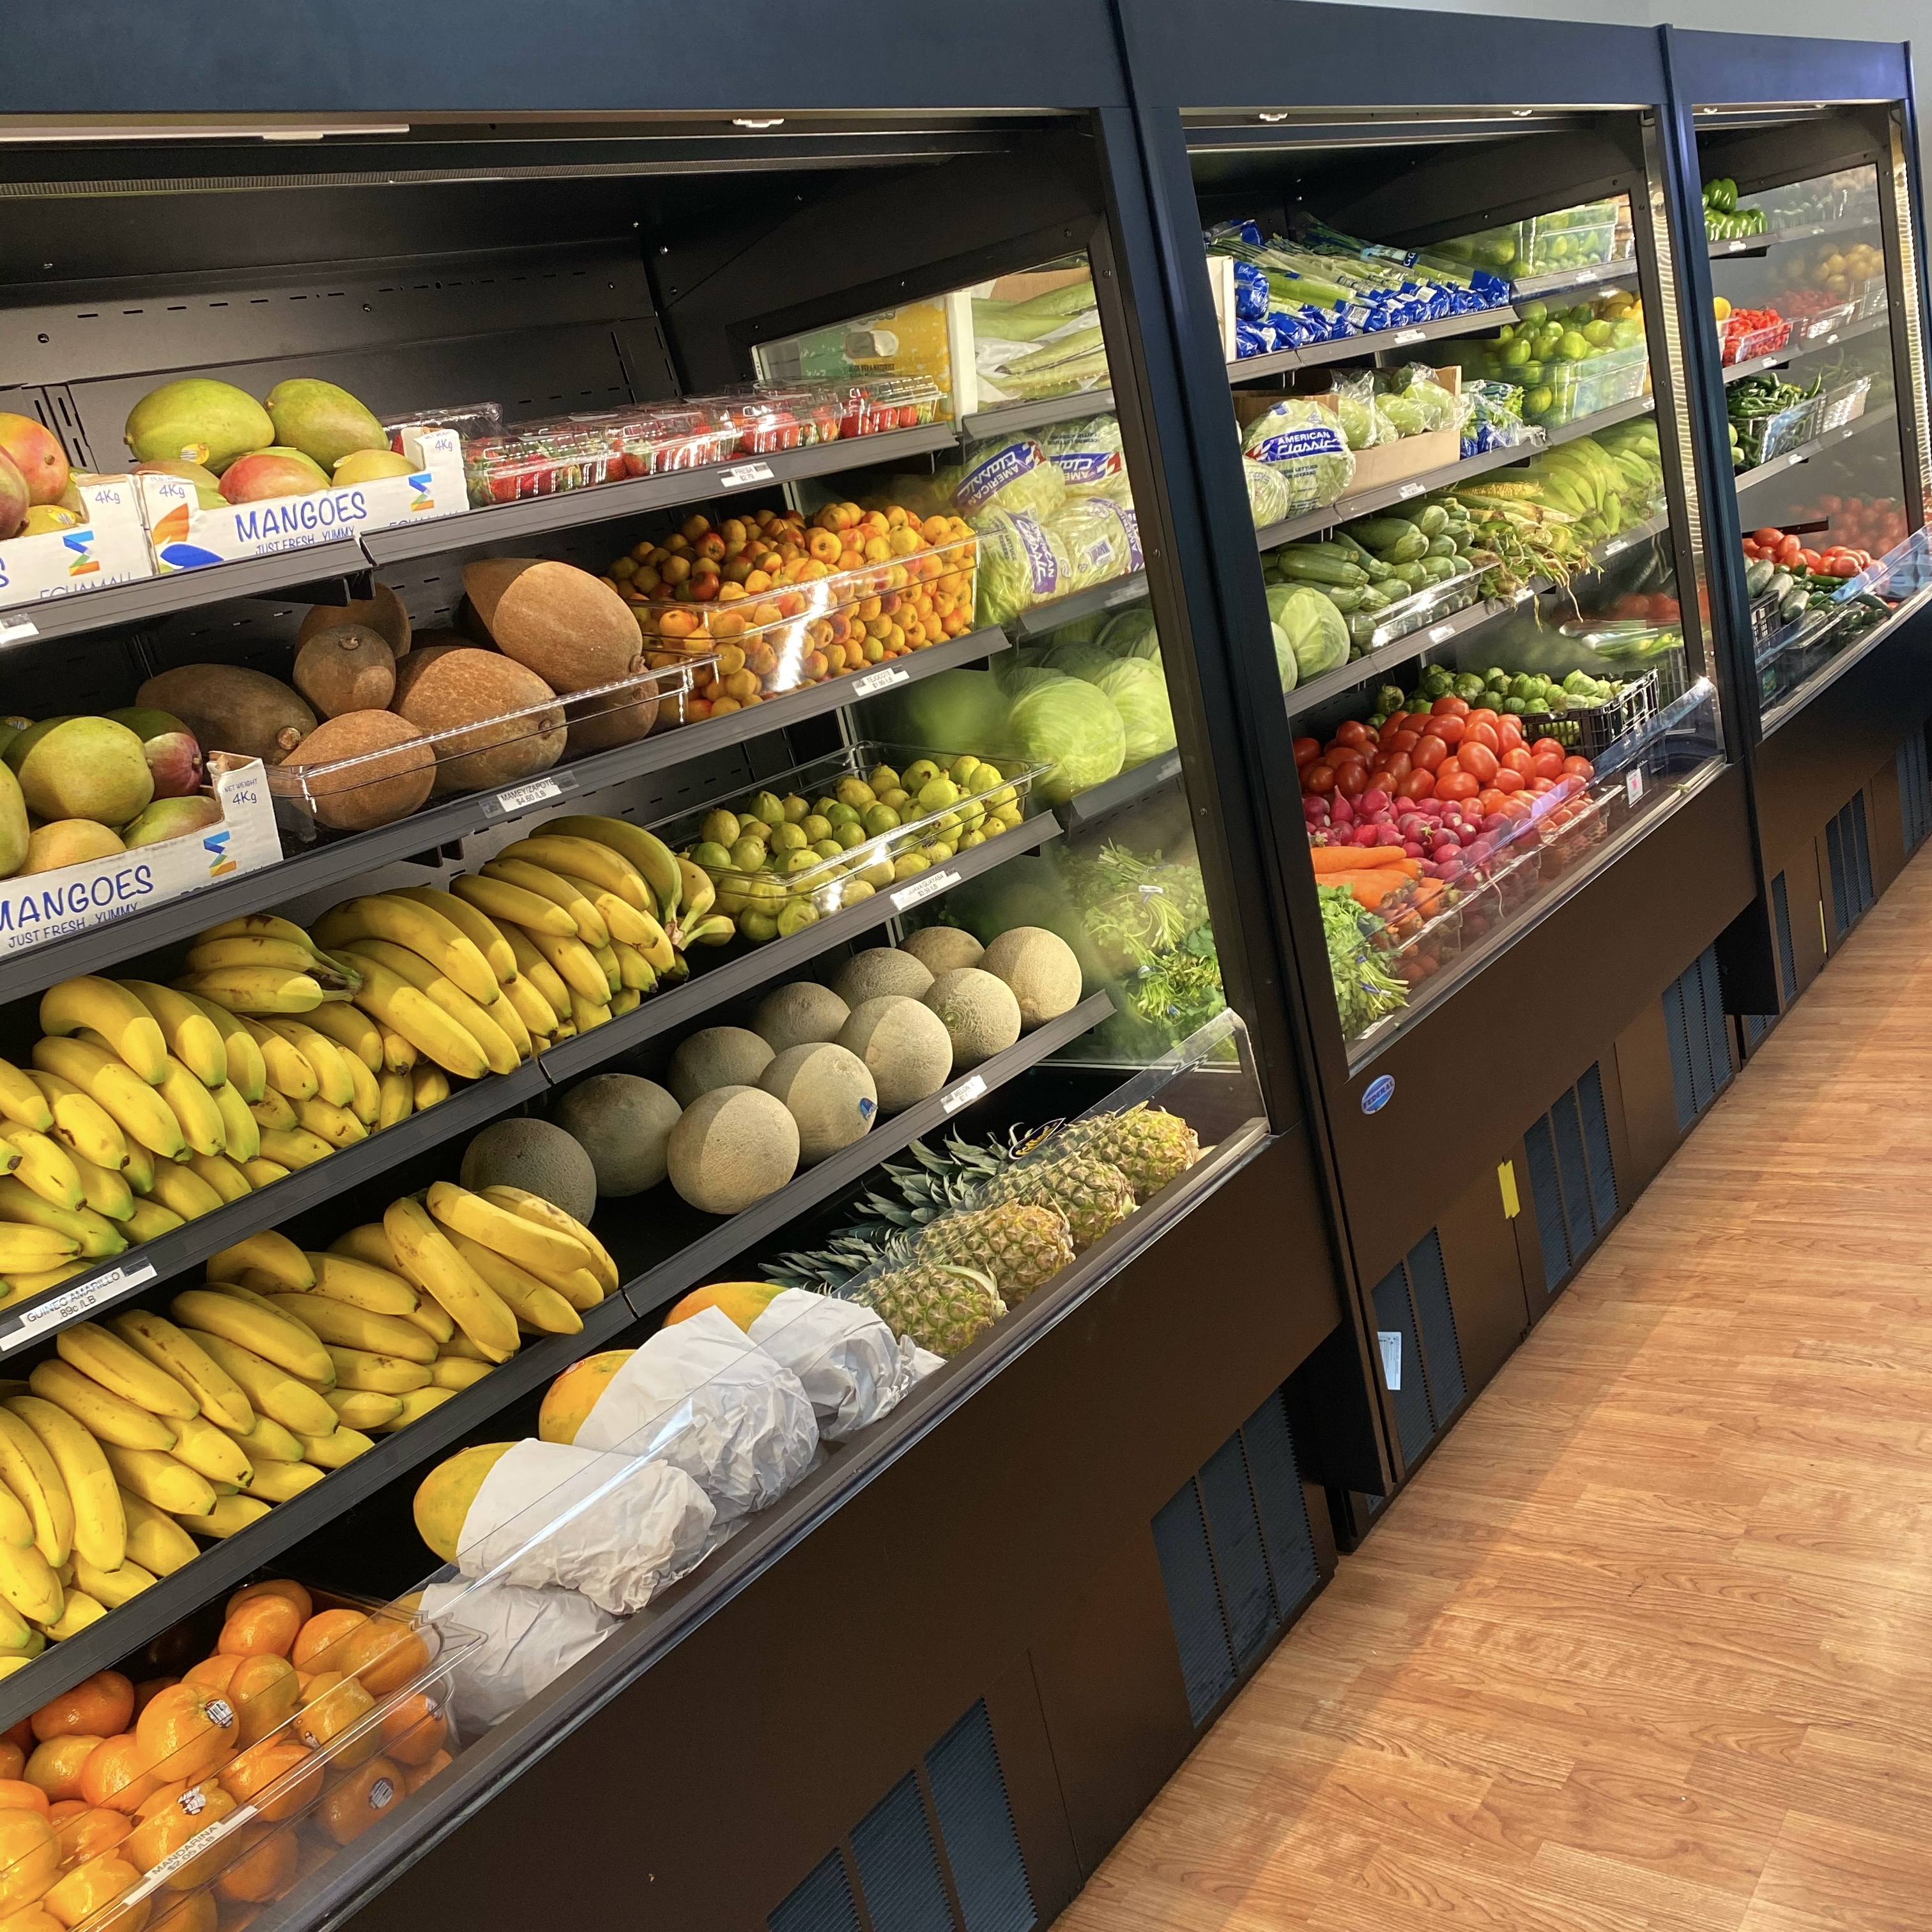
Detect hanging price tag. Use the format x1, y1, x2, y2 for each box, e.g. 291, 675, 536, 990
891, 868, 961, 914
1, 1262, 157, 1350
940, 1073, 988, 1117
0, 620, 39, 646
1573, 268, 1599, 282
1392, 327, 1428, 346
1428, 622, 1455, 644
1378, 1331, 1403, 1390
851, 667, 910, 698
1626, 767, 1646, 807
717, 461, 775, 489
483, 771, 578, 820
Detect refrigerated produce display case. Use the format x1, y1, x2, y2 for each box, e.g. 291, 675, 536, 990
0, 21, 1371, 1931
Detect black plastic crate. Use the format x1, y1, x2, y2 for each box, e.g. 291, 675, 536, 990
1518, 666, 1659, 756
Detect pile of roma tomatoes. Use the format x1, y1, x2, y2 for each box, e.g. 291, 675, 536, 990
1744, 525, 1874, 578
1295, 694, 1596, 811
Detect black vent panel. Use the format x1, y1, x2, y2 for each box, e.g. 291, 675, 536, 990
1662, 944, 1732, 1133
1901, 731, 1932, 854
1524, 1062, 1621, 1294
1825, 790, 1875, 936
1368, 1225, 1470, 1469
1772, 871, 1798, 1004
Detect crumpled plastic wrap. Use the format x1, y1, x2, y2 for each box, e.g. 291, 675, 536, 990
458, 1438, 716, 1616
574, 1305, 819, 1520
419, 1576, 620, 1736
747, 1289, 921, 1443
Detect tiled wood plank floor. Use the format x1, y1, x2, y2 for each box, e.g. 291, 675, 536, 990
1058, 852, 1932, 1932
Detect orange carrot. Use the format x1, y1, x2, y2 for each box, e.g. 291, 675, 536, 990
1311, 845, 1413, 873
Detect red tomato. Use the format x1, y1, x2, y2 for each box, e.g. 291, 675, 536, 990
1430, 715, 1466, 746
1561, 756, 1595, 780
1477, 788, 1509, 817
1390, 730, 1420, 754
1303, 763, 1336, 794
1528, 777, 1555, 794
1498, 723, 1524, 752
1430, 695, 1469, 717
1530, 751, 1565, 781
1378, 752, 1413, 782
1328, 746, 1367, 770
1501, 747, 1535, 777
1435, 772, 1480, 801
1492, 768, 1526, 794
1397, 770, 1436, 799
1775, 535, 1802, 565
1529, 738, 1567, 761
1800, 549, 1821, 571
1294, 738, 1321, 767
1458, 743, 1500, 784
1367, 769, 1399, 793
1434, 755, 1463, 782
1461, 721, 1499, 755
1827, 556, 1860, 577
1413, 737, 1448, 773
1751, 528, 1784, 546
1334, 719, 1372, 751
1335, 763, 1370, 797
1465, 707, 1499, 729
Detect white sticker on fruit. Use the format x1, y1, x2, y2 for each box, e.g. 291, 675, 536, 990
2, 1261, 157, 1349
1393, 328, 1427, 345
1626, 767, 1646, 806
940, 1074, 988, 1117
1379, 1330, 1402, 1391
1429, 622, 1455, 644
890, 868, 961, 913
852, 667, 910, 698
718, 461, 775, 488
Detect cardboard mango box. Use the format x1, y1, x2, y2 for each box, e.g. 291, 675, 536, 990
0, 755, 281, 959
0, 477, 156, 622
135, 425, 466, 573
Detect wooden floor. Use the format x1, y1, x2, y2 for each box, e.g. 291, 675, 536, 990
1059, 849, 1932, 1932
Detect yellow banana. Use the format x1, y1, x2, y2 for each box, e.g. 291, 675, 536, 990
507, 835, 650, 910
303, 1250, 417, 1318
399, 1295, 453, 1347
0, 1404, 74, 1564
241, 1158, 289, 1188
344, 953, 488, 1082
186, 935, 318, 974
247, 1459, 324, 1502
103, 1312, 246, 1430
24, 1071, 126, 1171
40, 978, 171, 1085
118, 1487, 199, 1574
154, 1057, 225, 1156
0, 1060, 54, 1134
269, 1294, 434, 1365
163, 1411, 255, 1489
569, 992, 613, 1033
293, 1098, 367, 1150
601, 896, 673, 970
118, 981, 227, 1088
256, 1128, 334, 1172
139, 1160, 224, 1222
28, 1360, 176, 1452
298, 1427, 372, 1469
197, 912, 321, 951
0, 1264, 86, 1306
450, 870, 578, 938
371, 1386, 457, 1432
236, 1017, 317, 1101
185, 1151, 254, 1204
439, 1328, 492, 1363
184, 1494, 268, 1537
0, 1124, 84, 1212
383, 1197, 519, 1363
443, 1230, 583, 1336
0, 1538, 63, 1624
176, 992, 265, 1101
480, 1186, 618, 1294
172, 967, 325, 1014
0, 1225, 81, 1273
411, 1067, 450, 1110
608, 940, 652, 993
33, 1038, 185, 1158
219, 1411, 301, 1463
325, 1344, 431, 1394
681, 913, 735, 947
123, 1200, 183, 1244
341, 1049, 382, 1126
293, 1000, 385, 1073
425, 1179, 592, 1290
172, 1287, 332, 1383
330, 1223, 401, 1269
338, 942, 519, 1076
676, 857, 716, 923
480, 981, 532, 1060
210, 1084, 260, 1163
590, 941, 622, 997
500, 972, 560, 1039
429, 1356, 494, 1391
325, 1388, 404, 1431
10, 1395, 124, 1570
496, 927, 572, 1011
379, 1028, 417, 1074
313, 897, 500, 1007
378, 1070, 413, 1130
388, 885, 516, 985
37, 1588, 105, 1639
482, 855, 610, 947
185, 1332, 335, 1437
208, 1230, 311, 1289
103, 1443, 216, 1517
0, 1480, 32, 1551
250, 1087, 299, 1132
547, 814, 682, 919
261, 1022, 355, 1108
74, 1554, 156, 1609
121, 1139, 153, 1192
66, 1153, 132, 1225
0, 1180, 119, 1259
512, 925, 610, 1006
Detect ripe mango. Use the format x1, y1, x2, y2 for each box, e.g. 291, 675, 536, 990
124, 379, 273, 474
107, 708, 204, 799
123, 795, 222, 850
0, 764, 26, 878
0, 411, 68, 506
22, 819, 124, 873
0, 451, 26, 541
6, 715, 154, 825
330, 450, 417, 486
266, 379, 387, 472
221, 448, 330, 503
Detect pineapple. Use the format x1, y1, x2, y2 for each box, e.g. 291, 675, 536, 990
914, 1202, 1075, 1305
862, 1262, 1005, 1358
1055, 1104, 1200, 1202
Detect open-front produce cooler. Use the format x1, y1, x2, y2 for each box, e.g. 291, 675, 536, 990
0, 20, 1369, 1931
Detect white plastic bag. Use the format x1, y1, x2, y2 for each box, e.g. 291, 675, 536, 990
419, 1577, 618, 1736
747, 1289, 920, 1443
458, 1437, 716, 1615
576, 1305, 819, 1519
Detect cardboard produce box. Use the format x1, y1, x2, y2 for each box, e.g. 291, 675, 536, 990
0, 754, 281, 959
0, 477, 155, 620
135, 425, 466, 574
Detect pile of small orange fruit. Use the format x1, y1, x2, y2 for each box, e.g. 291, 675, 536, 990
604, 503, 977, 720
0, 1581, 447, 1932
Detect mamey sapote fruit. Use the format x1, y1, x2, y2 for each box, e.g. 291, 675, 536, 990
297, 585, 411, 659
293, 625, 395, 719
136, 666, 316, 767
460, 560, 645, 693
390, 648, 564, 795
275, 713, 434, 831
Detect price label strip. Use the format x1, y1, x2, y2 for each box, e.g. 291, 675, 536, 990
481, 770, 580, 822
940, 1073, 988, 1117
890, 868, 962, 914
0, 619, 39, 647
1392, 327, 1428, 346
1, 1261, 158, 1351
851, 666, 911, 699
717, 461, 776, 489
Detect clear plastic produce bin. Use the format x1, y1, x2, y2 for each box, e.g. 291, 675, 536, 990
1722, 315, 1793, 364
1735, 393, 1823, 467
264, 660, 708, 836
654, 739, 1045, 942
1542, 341, 1647, 422
1818, 375, 1872, 431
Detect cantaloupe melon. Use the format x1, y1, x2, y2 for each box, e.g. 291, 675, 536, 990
752, 982, 850, 1055
666, 1027, 774, 1108
274, 711, 433, 831
413, 1441, 516, 1559
923, 969, 1022, 1069
552, 1074, 680, 1196
831, 947, 933, 1008
759, 1042, 877, 1164
837, 997, 953, 1113
900, 927, 984, 976
459, 1118, 599, 1223
666, 1087, 799, 1215
979, 926, 1082, 1027
537, 1352, 634, 1445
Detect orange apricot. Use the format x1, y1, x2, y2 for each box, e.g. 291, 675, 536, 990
217, 1742, 319, 1827
23, 1740, 100, 1807
77, 1738, 155, 1816
293, 1677, 376, 1770
210, 1822, 295, 1907
52, 1807, 130, 1866
224, 1661, 298, 1752
134, 1689, 237, 1790
181, 1660, 239, 1699
30, 1679, 132, 1747
312, 1758, 402, 1847
288, 1613, 365, 1676
125, 1783, 235, 1886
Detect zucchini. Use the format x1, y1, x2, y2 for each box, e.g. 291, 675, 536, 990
1418, 556, 1458, 583
1322, 586, 1365, 613
1390, 560, 1430, 588
1425, 533, 1458, 559
1767, 569, 1794, 599
1273, 550, 1367, 586
1412, 504, 1451, 538
1348, 518, 1430, 560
